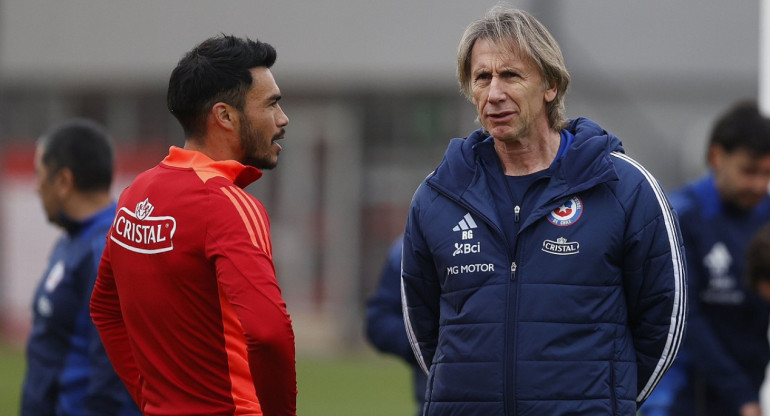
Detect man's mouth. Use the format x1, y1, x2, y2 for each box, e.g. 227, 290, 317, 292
487, 111, 514, 121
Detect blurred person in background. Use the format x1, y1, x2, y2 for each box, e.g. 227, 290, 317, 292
400, 5, 686, 416
643, 100, 770, 416
365, 234, 427, 416
21, 119, 139, 415
90, 34, 296, 416
746, 222, 770, 416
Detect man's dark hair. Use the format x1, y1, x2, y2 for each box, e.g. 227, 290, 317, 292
38, 118, 113, 192
746, 223, 770, 290
167, 34, 277, 138
709, 100, 770, 157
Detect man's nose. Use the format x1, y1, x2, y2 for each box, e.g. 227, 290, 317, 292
487, 77, 506, 102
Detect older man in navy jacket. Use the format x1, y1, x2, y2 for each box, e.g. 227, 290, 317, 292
401, 6, 687, 416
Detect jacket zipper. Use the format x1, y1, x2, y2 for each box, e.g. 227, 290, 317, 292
507, 204, 522, 416
501, 168, 521, 416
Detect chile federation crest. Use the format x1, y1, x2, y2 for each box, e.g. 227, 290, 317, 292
547, 196, 583, 227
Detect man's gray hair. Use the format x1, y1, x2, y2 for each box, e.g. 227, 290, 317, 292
457, 5, 571, 130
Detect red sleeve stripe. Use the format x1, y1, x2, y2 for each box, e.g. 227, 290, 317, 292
220, 186, 260, 249
233, 188, 272, 257
228, 186, 271, 256
216, 282, 263, 413
252, 208, 271, 257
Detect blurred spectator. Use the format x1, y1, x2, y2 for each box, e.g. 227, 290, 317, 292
365, 235, 427, 416
21, 119, 138, 415
643, 100, 770, 416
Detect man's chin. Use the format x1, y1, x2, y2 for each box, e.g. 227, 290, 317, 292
246, 156, 278, 170
731, 195, 764, 211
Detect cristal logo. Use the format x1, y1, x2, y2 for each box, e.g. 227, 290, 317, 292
542, 237, 580, 256
111, 199, 177, 254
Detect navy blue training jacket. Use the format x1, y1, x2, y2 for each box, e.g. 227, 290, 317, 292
401, 118, 687, 415
22, 202, 138, 416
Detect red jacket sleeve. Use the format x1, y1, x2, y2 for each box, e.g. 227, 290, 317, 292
206, 184, 297, 416
90, 233, 143, 407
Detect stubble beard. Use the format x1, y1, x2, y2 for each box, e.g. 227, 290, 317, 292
240, 120, 279, 170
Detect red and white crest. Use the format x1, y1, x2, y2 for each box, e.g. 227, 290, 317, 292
546, 196, 583, 227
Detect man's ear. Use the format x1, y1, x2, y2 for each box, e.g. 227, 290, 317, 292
212, 102, 238, 132
544, 82, 557, 103
54, 167, 75, 199
707, 144, 724, 171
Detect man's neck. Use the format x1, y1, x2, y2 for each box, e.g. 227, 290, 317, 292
184, 134, 240, 162
62, 192, 113, 222
494, 129, 561, 176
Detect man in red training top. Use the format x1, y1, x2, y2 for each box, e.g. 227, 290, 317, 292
90, 34, 295, 416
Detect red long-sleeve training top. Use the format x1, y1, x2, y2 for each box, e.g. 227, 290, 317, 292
91, 146, 296, 416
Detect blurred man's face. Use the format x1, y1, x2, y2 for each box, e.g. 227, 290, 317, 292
237, 67, 289, 170
711, 146, 770, 210
33, 144, 63, 225
469, 38, 556, 143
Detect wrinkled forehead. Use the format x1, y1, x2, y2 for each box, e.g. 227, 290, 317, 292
471, 36, 536, 69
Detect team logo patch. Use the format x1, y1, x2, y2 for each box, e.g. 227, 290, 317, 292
547, 196, 583, 227
43, 260, 65, 292
111, 198, 177, 254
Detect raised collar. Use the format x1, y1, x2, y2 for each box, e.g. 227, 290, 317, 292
161, 146, 262, 188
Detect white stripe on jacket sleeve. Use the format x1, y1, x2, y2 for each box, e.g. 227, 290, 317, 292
611, 151, 687, 403
401, 265, 430, 376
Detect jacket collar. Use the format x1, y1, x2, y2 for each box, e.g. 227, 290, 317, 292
426, 118, 622, 229
60, 201, 117, 236
161, 146, 262, 188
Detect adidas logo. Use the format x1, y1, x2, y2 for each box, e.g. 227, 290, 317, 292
453, 213, 477, 231
453, 213, 477, 240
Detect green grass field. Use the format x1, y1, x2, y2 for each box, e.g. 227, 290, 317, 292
0, 343, 416, 415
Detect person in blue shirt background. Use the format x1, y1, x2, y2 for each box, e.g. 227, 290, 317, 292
366, 235, 427, 416
21, 119, 139, 415
642, 100, 770, 416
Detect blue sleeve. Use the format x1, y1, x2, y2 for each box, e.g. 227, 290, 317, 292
401, 187, 442, 375
638, 351, 689, 416
21, 345, 60, 416
21, 244, 70, 416
84, 234, 139, 415
679, 228, 757, 410
364, 235, 417, 365
617, 165, 687, 406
